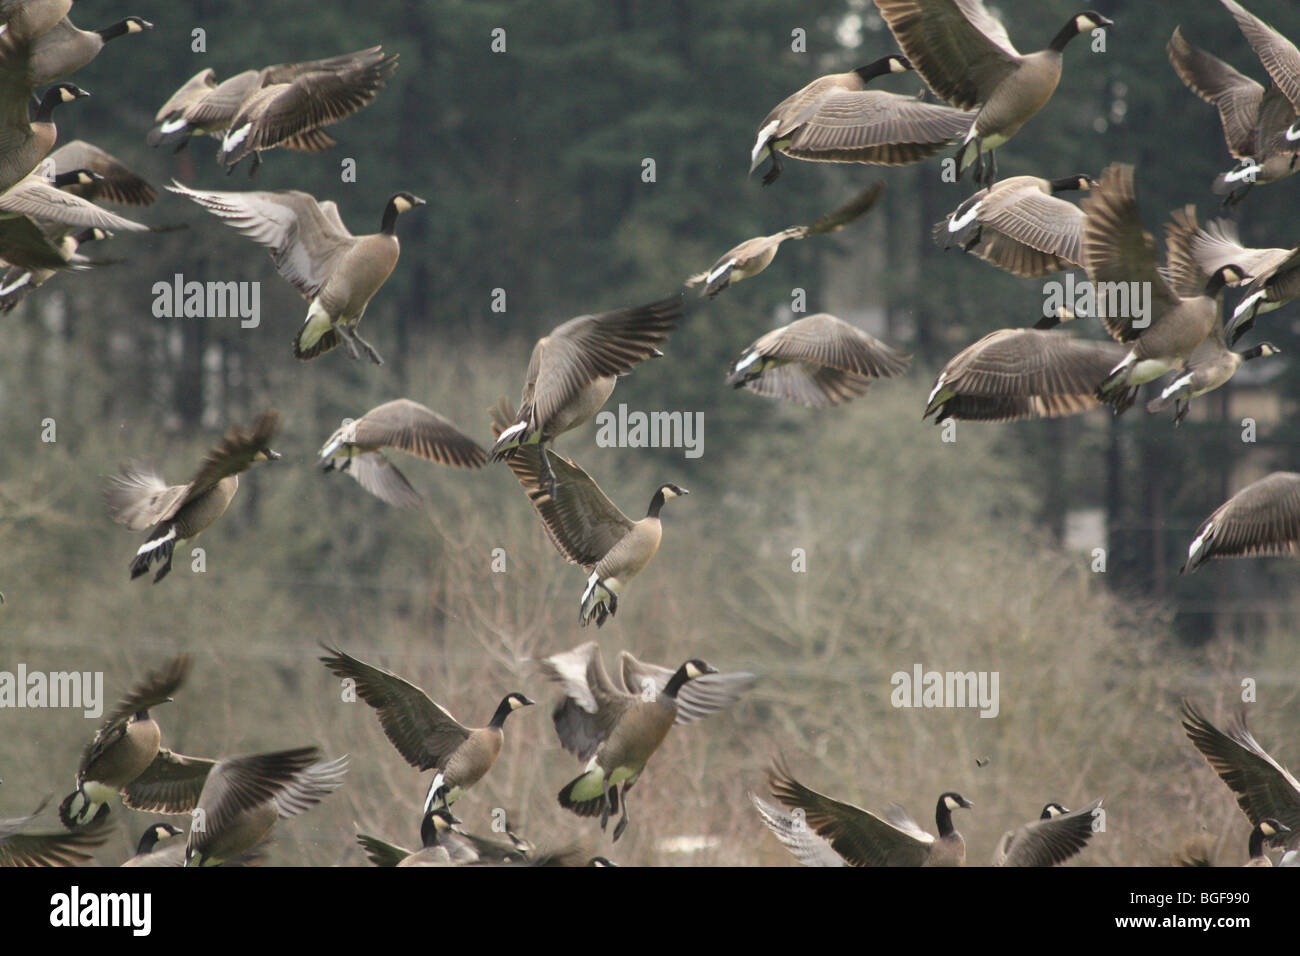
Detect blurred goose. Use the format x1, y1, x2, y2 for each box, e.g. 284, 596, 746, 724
147, 51, 382, 153
1083, 165, 1249, 397
725, 313, 910, 407
1219, 1, 1300, 139
185, 748, 347, 867
1, 15, 150, 86
992, 800, 1101, 866
488, 295, 683, 492
765, 755, 972, 866
1167, 26, 1300, 208
1145, 333, 1279, 425
1190, 218, 1300, 344
58, 655, 191, 828
687, 181, 883, 297
873, 0, 1112, 185
924, 328, 1132, 423
0, 0, 71, 44
47, 140, 156, 205
1180, 474, 1300, 573
119, 823, 183, 867
167, 182, 424, 364
318, 645, 533, 811
1245, 819, 1291, 866
105, 410, 281, 583
357, 807, 530, 867
0, 798, 110, 866
1180, 699, 1300, 845
934, 174, 1093, 276
319, 399, 486, 510
0, 81, 87, 193
536, 642, 754, 841
492, 400, 688, 627
218, 47, 398, 173
0, 169, 149, 231
749, 55, 975, 184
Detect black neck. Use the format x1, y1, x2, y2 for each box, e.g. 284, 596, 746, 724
1048, 176, 1086, 193
380, 201, 401, 235
935, 797, 956, 837
488, 697, 514, 728
1242, 344, 1271, 361
133, 709, 150, 721
52, 170, 93, 188
1205, 271, 1233, 296
1049, 18, 1084, 52
98, 20, 136, 41
137, 827, 172, 854
35, 91, 68, 123
663, 665, 691, 699
420, 812, 442, 848
853, 57, 898, 84
646, 489, 667, 519
1248, 825, 1267, 859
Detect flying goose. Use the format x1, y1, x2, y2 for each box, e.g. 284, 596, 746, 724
724, 312, 910, 407
749, 55, 975, 184
1190, 218, 1300, 344
0, 1, 70, 45
0, 225, 113, 313
318, 645, 533, 812
319, 399, 487, 510
536, 642, 755, 841
1145, 334, 1279, 425
147, 51, 383, 153
934, 174, 1093, 277
1082, 166, 1249, 397
166, 182, 425, 364
57, 655, 191, 828
0, 81, 87, 194
1181, 699, 1300, 846
764, 755, 972, 866
1180, 473, 1300, 573
924, 328, 1133, 423
873, 0, 1112, 185
686, 181, 884, 298
357, 807, 531, 867
0, 798, 110, 866
105, 410, 281, 583
0, 169, 149, 232
488, 295, 684, 492
992, 800, 1101, 866
492, 400, 688, 627
185, 747, 347, 867
1167, 26, 1300, 208
218, 47, 398, 173
47, 139, 156, 206
1219, 0, 1300, 140
1245, 819, 1291, 866
0, 15, 151, 87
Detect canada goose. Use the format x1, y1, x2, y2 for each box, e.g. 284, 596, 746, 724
1180, 474, 1300, 573
992, 800, 1101, 866
725, 312, 910, 407
536, 642, 754, 841
0, 169, 149, 232
934, 174, 1094, 277
749, 55, 976, 184
0, 81, 87, 193
185, 747, 347, 867
47, 139, 156, 205
2, 16, 151, 87
318, 645, 533, 811
57, 655, 191, 828
0, 0, 71, 45
148, 50, 384, 153
1244, 819, 1291, 866
1167, 26, 1300, 208
873, 0, 1112, 186
0, 798, 110, 866
166, 182, 425, 365
1145, 335, 1279, 425
924, 328, 1133, 423
1180, 699, 1300, 844
218, 48, 399, 173
0, 225, 112, 312
119, 822, 182, 867
1083, 166, 1249, 397
105, 410, 281, 583
686, 181, 884, 297
1190, 218, 1300, 344
1219, 1, 1300, 140
765, 755, 972, 866
0, 212, 105, 272
488, 295, 684, 493
491, 401, 688, 627
750, 792, 846, 867
357, 807, 531, 867
319, 399, 487, 510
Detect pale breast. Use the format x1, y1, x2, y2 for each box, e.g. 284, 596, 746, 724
549, 375, 616, 436
319, 236, 399, 321
173, 475, 239, 539
594, 517, 662, 581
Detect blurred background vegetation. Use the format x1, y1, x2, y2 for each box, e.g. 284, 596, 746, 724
1, 0, 1297, 866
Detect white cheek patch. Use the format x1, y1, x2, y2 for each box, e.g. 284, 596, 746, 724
394, 197, 411, 212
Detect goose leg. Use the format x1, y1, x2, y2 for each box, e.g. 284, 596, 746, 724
1173, 399, 1190, 428
761, 152, 783, 187
537, 444, 558, 498
612, 787, 630, 842
987, 150, 998, 187
248, 151, 262, 179
351, 329, 385, 366
336, 325, 363, 361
